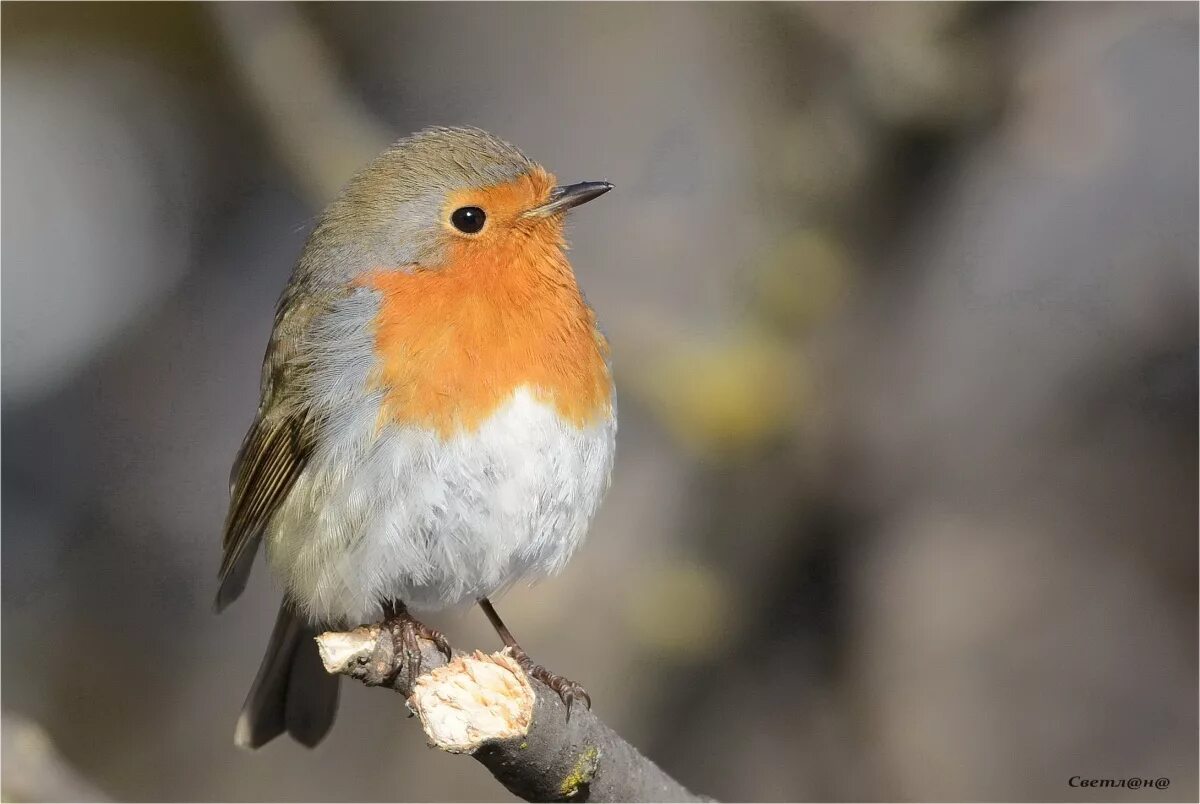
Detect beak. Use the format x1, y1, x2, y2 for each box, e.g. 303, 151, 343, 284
523, 181, 613, 218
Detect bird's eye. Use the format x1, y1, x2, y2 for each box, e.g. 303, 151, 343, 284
450, 206, 486, 234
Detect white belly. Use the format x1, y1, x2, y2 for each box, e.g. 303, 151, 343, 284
265, 387, 615, 625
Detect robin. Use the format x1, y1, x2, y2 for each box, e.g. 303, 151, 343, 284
215, 126, 616, 749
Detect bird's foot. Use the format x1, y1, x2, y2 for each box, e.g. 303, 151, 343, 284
380, 604, 452, 689
507, 646, 591, 719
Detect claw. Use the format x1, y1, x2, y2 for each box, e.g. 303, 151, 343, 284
431, 631, 452, 662
379, 603, 452, 687
508, 647, 591, 719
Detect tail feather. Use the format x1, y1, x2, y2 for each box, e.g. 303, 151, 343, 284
235, 602, 339, 750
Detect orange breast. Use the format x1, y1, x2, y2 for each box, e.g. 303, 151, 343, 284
357, 235, 612, 438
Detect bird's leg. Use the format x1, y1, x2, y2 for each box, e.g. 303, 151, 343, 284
380, 600, 452, 689
478, 597, 591, 717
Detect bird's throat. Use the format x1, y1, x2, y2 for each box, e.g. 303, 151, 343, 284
358, 245, 612, 438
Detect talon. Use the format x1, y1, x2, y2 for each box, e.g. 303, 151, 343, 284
509, 649, 591, 718
563, 692, 576, 722
432, 632, 452, 662
379, 603, 453, 687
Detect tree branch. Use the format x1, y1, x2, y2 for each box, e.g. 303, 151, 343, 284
316, 624, 712, 803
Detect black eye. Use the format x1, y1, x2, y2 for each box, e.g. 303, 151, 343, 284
450, 206, 486, 234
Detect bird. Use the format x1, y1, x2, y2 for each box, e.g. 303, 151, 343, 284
215, 126, 616, 749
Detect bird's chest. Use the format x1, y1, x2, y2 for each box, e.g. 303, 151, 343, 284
269, 387, 615, 622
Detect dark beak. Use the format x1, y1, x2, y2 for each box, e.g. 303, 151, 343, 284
524, 181, 613, 217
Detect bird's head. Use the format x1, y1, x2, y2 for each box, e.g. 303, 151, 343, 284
304, 127, 611, 280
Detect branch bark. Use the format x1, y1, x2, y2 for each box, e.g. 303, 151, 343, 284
316, 624, 712, 803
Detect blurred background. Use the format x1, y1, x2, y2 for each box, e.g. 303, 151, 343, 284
2, 2, 1196, 801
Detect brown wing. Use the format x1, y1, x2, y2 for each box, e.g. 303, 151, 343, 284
214, 410, 316, 611
215, 278, 334, 612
